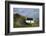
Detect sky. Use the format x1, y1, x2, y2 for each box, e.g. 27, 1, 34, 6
13, 8, 39, 19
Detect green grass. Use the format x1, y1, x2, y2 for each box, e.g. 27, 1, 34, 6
13, 14, 39, 28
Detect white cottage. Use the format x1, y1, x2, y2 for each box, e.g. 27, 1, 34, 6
26, 18, 34, 24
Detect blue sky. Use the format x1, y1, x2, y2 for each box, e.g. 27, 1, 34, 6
13, 8, 39, 19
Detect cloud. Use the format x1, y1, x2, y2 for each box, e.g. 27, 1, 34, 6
13, 8, 39, 18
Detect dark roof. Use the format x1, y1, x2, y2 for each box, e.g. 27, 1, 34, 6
27, 18, 33, 20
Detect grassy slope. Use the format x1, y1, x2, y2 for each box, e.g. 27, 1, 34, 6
13, 14, 39, 28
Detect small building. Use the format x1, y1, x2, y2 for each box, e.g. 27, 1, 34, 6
26, 18, 34, 24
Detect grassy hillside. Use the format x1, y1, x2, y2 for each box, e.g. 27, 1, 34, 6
13, 14, 39, 28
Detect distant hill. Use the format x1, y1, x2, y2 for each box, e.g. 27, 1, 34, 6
14, 13, 26, 20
